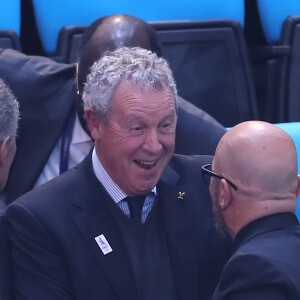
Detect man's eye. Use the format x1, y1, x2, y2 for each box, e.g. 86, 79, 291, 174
160, 122, 175, 132
130, 126, 144, 134
132, 126, 142, 131
162, 122, 171, 128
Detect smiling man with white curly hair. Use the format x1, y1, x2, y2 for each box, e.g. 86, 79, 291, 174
6, 47, 230, 300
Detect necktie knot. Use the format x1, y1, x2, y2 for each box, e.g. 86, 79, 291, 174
126, 195, 146, 223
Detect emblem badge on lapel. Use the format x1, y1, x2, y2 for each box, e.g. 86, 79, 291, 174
177, 191, 185, 200
95, 234, 113, 255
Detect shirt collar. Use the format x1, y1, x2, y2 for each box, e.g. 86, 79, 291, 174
233, 212, 299, 253
91, 148, 156, 204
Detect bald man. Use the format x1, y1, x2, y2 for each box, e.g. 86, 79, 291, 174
0, 14, 225, 203
202, 121, 300, 299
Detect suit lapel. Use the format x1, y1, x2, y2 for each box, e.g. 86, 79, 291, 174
158, 166, 198, 300
71, 170, 138, 299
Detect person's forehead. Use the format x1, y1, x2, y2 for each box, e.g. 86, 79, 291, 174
110, 81, 174, 108
115, 80, 172, 97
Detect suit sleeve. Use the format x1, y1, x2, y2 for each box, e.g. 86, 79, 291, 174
6, 202, 75, 300
212, 253, 297, 300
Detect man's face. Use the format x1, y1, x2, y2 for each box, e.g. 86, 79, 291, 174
95, 81, 176, 195
209, 178, 228, 237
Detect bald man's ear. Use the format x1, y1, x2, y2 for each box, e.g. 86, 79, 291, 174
219, 179, 232, 210
295, 175, 300, 197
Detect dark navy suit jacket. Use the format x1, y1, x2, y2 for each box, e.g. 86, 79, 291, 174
6, 154, 231, 300
0, 49, 225, 203
212, 213, 300, 300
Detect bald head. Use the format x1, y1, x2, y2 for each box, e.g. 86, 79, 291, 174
77, 14, 162, 95
210, 121, 300, 238
214, 121, 299, 197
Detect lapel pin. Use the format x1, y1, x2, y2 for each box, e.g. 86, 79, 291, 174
178, 191, 185, 200
95, 234, 113, 255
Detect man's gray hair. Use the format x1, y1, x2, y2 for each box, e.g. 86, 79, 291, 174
0, 79, 20, 142
82, 47, 177, 123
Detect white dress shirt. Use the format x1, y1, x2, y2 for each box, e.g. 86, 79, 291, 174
35, 114, 93, 187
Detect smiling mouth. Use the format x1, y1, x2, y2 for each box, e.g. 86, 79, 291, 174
134, 159, 158, 169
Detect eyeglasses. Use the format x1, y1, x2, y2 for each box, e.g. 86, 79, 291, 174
201, 164, 237, 191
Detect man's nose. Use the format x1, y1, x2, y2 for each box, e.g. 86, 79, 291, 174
142, 129, 163, 153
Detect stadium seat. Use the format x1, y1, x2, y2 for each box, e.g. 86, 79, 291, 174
154, 20, 257, 127
56, 26, 86, 64
278, 16, 300, 122
0, 0, 21, 51
257, 0, 300, 44
57, 20, 258, 127
252, 1, 300, 122
0, 0, 20, 35
31, 0, 245, 56
0, 30, 22, 51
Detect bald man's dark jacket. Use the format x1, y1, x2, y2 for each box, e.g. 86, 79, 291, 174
0, 48, 225, 203
212, 213, 300, 300
6, 153, 231, 300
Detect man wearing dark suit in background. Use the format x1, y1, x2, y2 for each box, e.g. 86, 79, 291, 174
0, 79, 20, 300
6, 47, 230, 300
202, 121, 300, 299
0, 14, 225, 203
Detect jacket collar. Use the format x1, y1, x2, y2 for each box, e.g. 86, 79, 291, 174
233, 212, 299, 253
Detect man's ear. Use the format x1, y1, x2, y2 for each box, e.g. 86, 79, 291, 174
218, 179, 232, 210
0, 137, 9, 166
296, 175, 300, 197
84, 108, 103, 140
